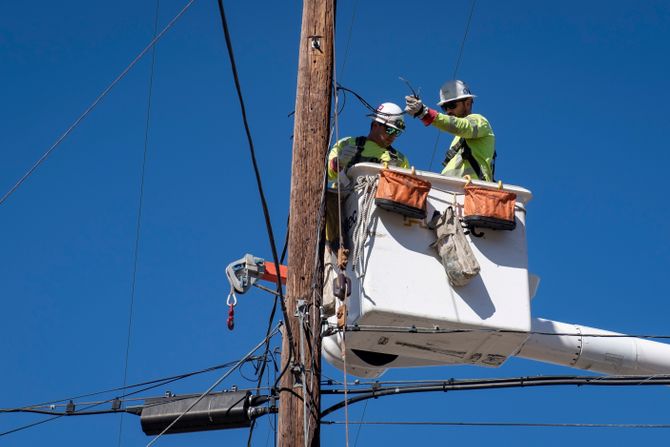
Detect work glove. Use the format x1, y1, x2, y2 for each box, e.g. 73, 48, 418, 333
338, 144, 358, 168
405, 95, 427, 118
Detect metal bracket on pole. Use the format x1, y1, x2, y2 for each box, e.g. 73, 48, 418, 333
308, 35, 322, 52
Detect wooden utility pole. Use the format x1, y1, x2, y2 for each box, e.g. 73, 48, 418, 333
277, 0, 334, 446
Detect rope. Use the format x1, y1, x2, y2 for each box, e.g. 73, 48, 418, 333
0, 0, 197, 207
342, 326, 350, 447
117, 2, 161, 444
350, 175, 378, 276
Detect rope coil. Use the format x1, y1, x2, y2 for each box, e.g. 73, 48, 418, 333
350, 175, 379, 277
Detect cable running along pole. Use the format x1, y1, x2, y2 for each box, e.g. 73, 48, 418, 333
277, 0, 335, 445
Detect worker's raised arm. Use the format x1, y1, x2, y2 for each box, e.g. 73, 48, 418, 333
425, 112, 492, 140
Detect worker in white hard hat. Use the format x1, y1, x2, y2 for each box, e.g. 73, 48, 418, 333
327, 102, 410, 182
405, 80, 495, 182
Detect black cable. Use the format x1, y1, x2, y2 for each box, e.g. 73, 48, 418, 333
2, 356, 264, 414
216, 4, 296, 444
1, 395, 131, 438
337, 0, 360, 80
452, 0, 477, 80
3, 408, 124, 417
215, 0, 295, 354
0, 0, 197, 207
117, 2, 161, 445
428, 0, 477, 171
323, 420, 670, 429
320, 375, 670, 417
247, 115, 293, 447
336, 84, 386, 115
336, 323, 670, 340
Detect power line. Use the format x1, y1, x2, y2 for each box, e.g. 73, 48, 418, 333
428, 0, 477, 171
214, 0, 294, 350
334, 323, 670, 340
145, 323, 282, 446
0, 0, 197, 207
1, 356, 269, 415
320, 374, 670, 417
322, 420, 670, 429
118, 1, 162, 445
337, 0, 361, 80
452, 0, 477, 80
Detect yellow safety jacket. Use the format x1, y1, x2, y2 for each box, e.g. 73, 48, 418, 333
327, 136, 409, 181
431, 113, 495, 182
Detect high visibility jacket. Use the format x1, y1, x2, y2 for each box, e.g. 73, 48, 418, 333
426, 112, 495, 182
327, 136, 410, 181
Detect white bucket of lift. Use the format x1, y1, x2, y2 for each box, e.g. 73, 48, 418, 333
323, 163, 533, 377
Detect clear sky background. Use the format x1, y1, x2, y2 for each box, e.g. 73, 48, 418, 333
2, 0, 670, 445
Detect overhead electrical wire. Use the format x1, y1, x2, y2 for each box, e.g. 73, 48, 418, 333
145, 323, 282, 446
118, 1, 162, 445
0, 355, 272, 434
428, 0, 477, 171
215, 3, 304, 441
322, 420, 670, 429
320, 374, 670, 417
214, 0, 295, 351
337, 0, 360, 80
332, 323, 670, 340
1, 328, 281, 441
0, 0, 197, 207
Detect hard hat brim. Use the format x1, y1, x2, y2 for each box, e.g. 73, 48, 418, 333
437, 94, 476, 107
368, 114, 405, 131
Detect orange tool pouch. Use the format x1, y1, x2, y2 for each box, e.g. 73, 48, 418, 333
463, 185, 517, 231
374, 169, 431, 219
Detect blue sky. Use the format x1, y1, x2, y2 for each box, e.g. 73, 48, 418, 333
2, 0, 670, 445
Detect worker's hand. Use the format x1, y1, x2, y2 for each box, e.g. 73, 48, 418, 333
338, 145, 358, 168
405, 95, 427, 118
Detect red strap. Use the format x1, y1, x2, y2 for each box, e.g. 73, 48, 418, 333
227, 304, 235, 330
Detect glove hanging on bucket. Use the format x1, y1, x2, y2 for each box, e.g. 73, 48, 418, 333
431, 206, 480, 287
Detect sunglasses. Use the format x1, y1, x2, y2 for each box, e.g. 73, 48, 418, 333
383, 125, 402, 137
441, 99, 464, 112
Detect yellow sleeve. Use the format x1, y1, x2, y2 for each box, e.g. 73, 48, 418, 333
432, 113, 492, 139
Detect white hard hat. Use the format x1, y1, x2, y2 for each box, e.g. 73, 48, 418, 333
437, 80, 476, 106
368, 102, 405, 131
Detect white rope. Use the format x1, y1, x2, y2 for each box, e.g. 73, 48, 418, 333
350, 175, 378, 277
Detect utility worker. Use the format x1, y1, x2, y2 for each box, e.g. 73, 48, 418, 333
405, 80, 495, 182
325, 102, 409, 249
327, 102, 410, 183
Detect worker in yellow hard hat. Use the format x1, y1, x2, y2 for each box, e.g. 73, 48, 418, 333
405, 80, 495, 182
327, 102, 410, 183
